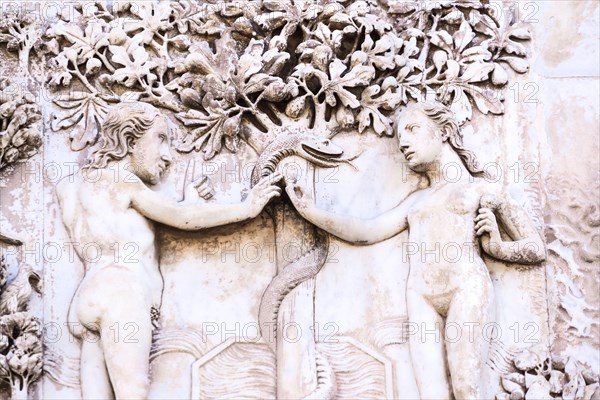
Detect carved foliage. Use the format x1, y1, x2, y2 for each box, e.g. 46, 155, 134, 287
0, 79, 43, 171
0, 4, 46, 173
47, 0, 530, 160
0, 3, 54, 71
0, 259, 42, 400
496, 348, 600, 400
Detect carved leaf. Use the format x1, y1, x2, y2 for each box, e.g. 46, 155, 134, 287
175, 107, 229, 159
171, 1, 226, 35
49, 21, 109, 65
51, 93, 113, 151
497, 56, 529, 73
360, 33, 402, 71
460, 62, 495, 83
184, 36, 237, 79
470, 9, 530, 60
119, 0, 173, 44
255, 0, 322, 37
453, 20, 476, 53
442, 82, 503, 124
109, 45, 157, 87
357, 82, 404, 135
323, 60, 375, 108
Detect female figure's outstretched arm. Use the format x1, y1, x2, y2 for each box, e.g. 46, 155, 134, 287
286, 183, 422, 245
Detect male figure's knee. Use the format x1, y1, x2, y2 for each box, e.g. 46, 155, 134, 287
113, 374, 150, 400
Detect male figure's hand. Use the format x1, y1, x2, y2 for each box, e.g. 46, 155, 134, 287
246, 172, 283, 217
183, 176, 214, 203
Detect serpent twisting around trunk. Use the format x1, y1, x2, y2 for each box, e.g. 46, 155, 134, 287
251, 132, 352, 399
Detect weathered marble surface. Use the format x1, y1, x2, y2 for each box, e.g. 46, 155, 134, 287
0, 1, 597, 399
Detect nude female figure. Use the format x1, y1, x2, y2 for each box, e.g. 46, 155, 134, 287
286, 101, 546, 399
56, 102, 282, 399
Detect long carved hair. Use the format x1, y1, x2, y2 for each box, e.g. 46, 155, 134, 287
402, 102, 487, 178
84, 102, 161, 170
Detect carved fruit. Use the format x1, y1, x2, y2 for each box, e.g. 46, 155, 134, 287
11, 127, 31, 147
524, 380, 551, 400
98, 73, 113, 86
336, 106, 355, 128
551, 355, 567, 370
85, 58, 102, 75
185, 53, 211, 74
224, 86, 238, 104
394, 55, 408, 68
285, 96, 306, 119
108, 28, 127, 46
262, 81, 288, 102
0, 335, 9, 352
180, 88, 203, 109
510, 388, 524, 400
503, 377, 524, 393
514, 350, 539, 371
0, 101, 17, 119
506, 373, 526, 387
549, 370, 567, 394
322, 3, 344, 18
583, 370, 600, 385
25, 128, 42, 147
312, 45, 333, 71
234, 17, 254, 36
223, 114, 241, 137
492, 64, 509, 85
351, 51, 369, 66
3, 148, 19, 164
565, 358, 578, 380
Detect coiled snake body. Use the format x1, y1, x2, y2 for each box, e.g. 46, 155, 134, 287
251, 132, 347, 399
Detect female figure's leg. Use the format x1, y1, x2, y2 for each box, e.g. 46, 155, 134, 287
445, 276, 494, 399
407, 291, 452, 399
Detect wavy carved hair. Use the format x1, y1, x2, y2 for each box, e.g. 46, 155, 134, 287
400, 102, 487, 178
85, 102, 163, 170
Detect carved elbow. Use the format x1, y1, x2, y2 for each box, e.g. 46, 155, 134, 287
521, 241, 547, 264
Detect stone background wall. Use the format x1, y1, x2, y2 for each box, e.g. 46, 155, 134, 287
0, 1, 597, 399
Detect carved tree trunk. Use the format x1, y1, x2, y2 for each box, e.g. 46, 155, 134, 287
273, 165, 319, 399
11, 381, 28, 400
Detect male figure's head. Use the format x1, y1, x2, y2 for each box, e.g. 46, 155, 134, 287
86, 102, 173, 185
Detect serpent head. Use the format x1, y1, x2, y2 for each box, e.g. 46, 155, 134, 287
295, 135, 344, 169
252, 132, 355, 186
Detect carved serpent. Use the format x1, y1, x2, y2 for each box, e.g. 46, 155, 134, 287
251, 132, 348, 399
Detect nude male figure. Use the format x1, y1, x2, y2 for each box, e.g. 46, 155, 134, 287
56, 102, 281, 399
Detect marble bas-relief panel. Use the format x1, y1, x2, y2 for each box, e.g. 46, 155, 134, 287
0, 0, 598, 399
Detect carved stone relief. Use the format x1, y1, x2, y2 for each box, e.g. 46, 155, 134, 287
0, 0, 598, 399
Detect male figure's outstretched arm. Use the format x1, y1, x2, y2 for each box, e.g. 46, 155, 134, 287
131, 173, 283, 230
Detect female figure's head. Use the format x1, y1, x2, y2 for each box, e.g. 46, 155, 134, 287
395, 102, 485, 177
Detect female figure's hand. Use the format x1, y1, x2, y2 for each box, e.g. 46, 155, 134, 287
285, 181, 315, 216
475, 204, 502, 257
